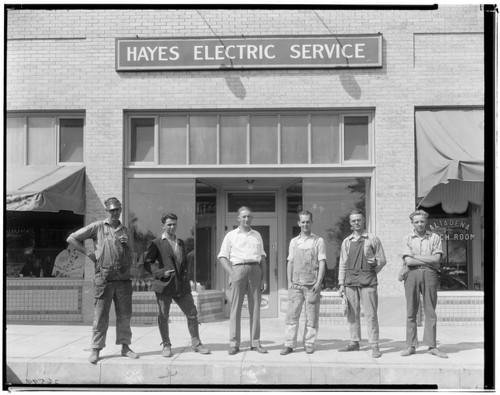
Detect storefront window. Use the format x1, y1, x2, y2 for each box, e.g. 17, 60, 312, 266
195, 181, 217, 290
7, 114, 85, 166
159, 116, 187, 165
128, 178, 195, 288
250, 115, 278, 164
7, 117, 25, 165
28, 117, 56, 165
189, 116, 217, 164
130, 118, 154, 162
303, 177, 368, 290
6, 211, 84, 278
127, 111, 373, 166
59, 118, 84, 162
425, 204, 473, 290
281, 115, 308, 164
311, 114, 340, 164
344, 116, 369, 161
220, 115, 247, 164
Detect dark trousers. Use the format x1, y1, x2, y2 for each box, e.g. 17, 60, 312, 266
91, 280, 133, 349
404, 267, 439, 348
156, 292, 201, 347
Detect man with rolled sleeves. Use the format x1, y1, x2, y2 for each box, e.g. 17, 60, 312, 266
338, 208, 386, 358
400, 209, 448, 358
218, 206, 268, 355
67, 197, 139, 364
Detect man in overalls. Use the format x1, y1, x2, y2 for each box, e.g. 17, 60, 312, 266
338, 208, 387, 358
280, 210, 326, 355
67, 197, 139, 364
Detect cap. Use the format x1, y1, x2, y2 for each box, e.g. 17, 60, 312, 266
104, 197, 122, 210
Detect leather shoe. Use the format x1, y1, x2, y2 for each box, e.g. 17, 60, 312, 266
428, 347, 448, 358
400, 346, 416, 357
121, 345, 139, 359
339, 342, 360, 352
161, 345, 173, 358
192, 344, 211, 354
280, 346, 293, 355
251, 345, 268, 354
228, 346, 239, 355
372, 345, 382, 358
88, 349, 99, 364
305, 346, 314, 354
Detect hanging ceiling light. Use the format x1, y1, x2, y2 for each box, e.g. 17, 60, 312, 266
246, 179, 255, 190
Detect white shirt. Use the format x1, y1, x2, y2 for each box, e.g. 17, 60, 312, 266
218, 227, 266, 265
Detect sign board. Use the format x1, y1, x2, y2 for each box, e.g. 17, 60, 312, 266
116, 34, 382, 71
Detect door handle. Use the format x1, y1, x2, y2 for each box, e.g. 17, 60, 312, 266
274, 268, 278, 278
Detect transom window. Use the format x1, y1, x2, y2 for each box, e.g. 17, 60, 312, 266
7, 114, 85, 165
127, 111, 373, 166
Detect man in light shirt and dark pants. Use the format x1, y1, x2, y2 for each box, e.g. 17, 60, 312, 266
218, 206, 268, 355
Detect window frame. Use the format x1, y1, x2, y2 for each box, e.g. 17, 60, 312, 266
125, 110, 375, 167
7, 113, 85, 166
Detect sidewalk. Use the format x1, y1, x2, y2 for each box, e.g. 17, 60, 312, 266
5, 318, 484, 389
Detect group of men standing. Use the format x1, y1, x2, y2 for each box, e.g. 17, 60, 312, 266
67, 197, 448, 364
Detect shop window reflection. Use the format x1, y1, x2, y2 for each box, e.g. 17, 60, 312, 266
128, 178, 195, 291
303, 177, 368, 291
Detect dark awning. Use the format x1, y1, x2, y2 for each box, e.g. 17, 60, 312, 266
416, 109, 484, 213
6, 165, 86, 215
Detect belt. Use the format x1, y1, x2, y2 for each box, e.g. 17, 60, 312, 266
235, 262, 259, 266
409, 265, 427, 270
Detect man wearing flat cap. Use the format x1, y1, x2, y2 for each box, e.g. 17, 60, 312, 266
67, 197, 139, 364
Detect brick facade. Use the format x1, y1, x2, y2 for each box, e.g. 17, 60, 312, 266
6, 6, 484, 299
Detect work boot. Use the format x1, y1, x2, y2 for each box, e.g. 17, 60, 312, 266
88, 349, 100, 364
372, 344, 382, 358
280, 346, 293, 355
305, 346, 314, 354
192, 343, 211, 354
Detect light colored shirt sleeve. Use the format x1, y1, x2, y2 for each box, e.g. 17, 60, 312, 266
287, 237, 296, 262
317, 237, 327, 262
372, 235, 386, 266
217, 232, 232, 260
338, 238, 349, 285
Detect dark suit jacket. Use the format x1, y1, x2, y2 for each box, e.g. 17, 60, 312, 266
144, 237, 191, 296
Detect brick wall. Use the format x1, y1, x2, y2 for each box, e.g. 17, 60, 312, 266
6, 6, 484, 298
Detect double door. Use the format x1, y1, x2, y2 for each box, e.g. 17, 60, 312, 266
224, 216, 278, 318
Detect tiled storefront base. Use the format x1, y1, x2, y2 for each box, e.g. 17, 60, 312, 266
279, 290, 484, 326
131, 290, 225, 324
6, 278, 84, 322
6, 279, 224, 324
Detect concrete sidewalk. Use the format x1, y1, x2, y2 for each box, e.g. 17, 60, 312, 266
5, 318, 484, 389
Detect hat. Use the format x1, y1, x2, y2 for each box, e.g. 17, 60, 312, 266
104, 197, 122, 210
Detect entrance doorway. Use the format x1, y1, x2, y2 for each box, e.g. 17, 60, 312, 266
225, 215, 278, 318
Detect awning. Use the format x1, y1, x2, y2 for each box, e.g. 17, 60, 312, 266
6, 165, 86, 215
415, 109, 484, 212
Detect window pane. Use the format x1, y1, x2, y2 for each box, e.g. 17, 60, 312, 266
250, 115, 278, 164
344, 116, 369, 161
59, 118, 84, 162
227, 192, 276, 212
159, 116, 187, 164
312, 115, 340, 164
7, 117, 25, 165
303, 177, 368, 284
281, 115, 308, 164
131, 118, 155, 162
128, 178, 195, 284
28, 117, 56, 165
189, 116, 217, 164
220, 115, 247, 164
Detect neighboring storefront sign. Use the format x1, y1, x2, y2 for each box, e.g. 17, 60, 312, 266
116, 34, 383, 70
429, 218, 476, 241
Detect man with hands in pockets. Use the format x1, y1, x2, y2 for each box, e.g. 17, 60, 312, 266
218, 206, 268, 356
